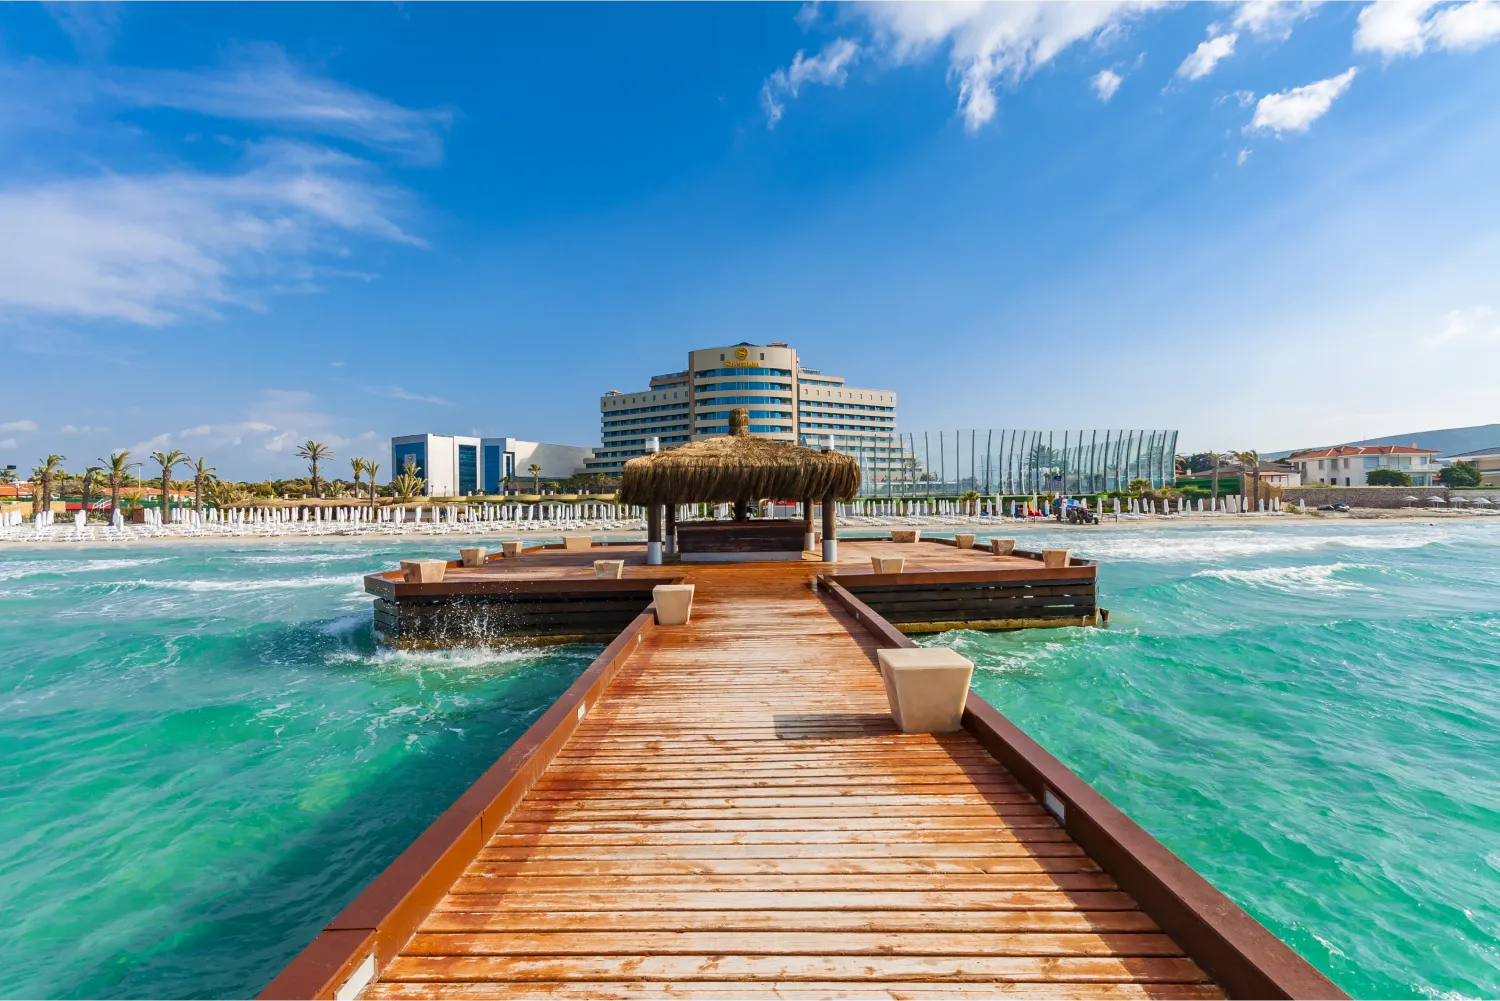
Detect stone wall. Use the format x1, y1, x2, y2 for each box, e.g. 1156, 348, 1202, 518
1282, 486, 1448, 509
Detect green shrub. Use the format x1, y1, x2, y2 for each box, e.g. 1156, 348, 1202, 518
1366, 468, 1413, 486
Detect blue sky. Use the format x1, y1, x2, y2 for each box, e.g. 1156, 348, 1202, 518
2, 1, 1498, 479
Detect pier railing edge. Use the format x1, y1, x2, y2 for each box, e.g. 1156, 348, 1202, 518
257, 606, 661, 1001
816, 575, 1346, 1001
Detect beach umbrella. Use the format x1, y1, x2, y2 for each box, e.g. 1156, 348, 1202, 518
1472, 497, 1492, 505
1402, 495, 1418, 503
1426, 496, 1447, 503
1451, 496, 1469, 504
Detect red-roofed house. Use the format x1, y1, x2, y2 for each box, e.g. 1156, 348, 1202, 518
1286, 444, 1441, 486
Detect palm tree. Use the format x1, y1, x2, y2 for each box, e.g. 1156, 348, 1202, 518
392, 456, 424, 503
350, 457, 367, 498
363, 459, 381, 511
101, 451, 131, 521
528, 462, 542, 494
192, 457, 216, 514
1210, 452, 1221, 506
33, 454, 65, 516
1234, 450, 1261, 512
150, 450, 188, 523
959, 489, 980, 516
296, 440, 333, 498
80, 465, 102, 522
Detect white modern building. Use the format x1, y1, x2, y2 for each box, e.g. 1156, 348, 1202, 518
1286, 444, 1441, 486
585, 342, 899, 474
391, 434, 590, 496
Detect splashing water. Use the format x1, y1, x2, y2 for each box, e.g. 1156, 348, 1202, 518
918, 519, 1500, 999
0, 539, 599, 999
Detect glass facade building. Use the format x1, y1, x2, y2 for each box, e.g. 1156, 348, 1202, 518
842, 429, 1179, 497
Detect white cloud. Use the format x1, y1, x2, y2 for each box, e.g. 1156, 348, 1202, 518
0, 142, 420, 326
1425, 305, 1500, 346
111, 47, 452, 163
1427, 0, 1500, 49
369, 385, 455, 406
1091, 68, 1123, 101
1355, 1, 1441, 55
768, 2, 1164, 132
1355, 0, 1500, 57
1, 420, 39, 432
761, 38, 861, 127
0, 438, 16, 450
1231, 1, 1323, 40
48, 2, 124, 60
1237, 147, 1252, 165
1248, 67, 1357, 133
59, 424, 108, 434
1176, 32, 1239, 80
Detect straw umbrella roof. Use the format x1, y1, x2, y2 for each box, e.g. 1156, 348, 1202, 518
620, 408, 860, 507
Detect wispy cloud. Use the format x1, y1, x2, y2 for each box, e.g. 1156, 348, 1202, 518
1230, 1, 1323, 41
1, 419, 39, 432
370, 385, 455, 406
1248, 67, 1356, 134
1091, 68, 1123, 101
46, 2, 124, 60
761, 38, 861, 127
104, 46, 454, 163
1176, 32, 1238, 80
764, 2, 1164, 133
1425, 305, 1500, 347
0, 141, 421, 326
0, 438, 16, 450
1355, 0, 1500, 58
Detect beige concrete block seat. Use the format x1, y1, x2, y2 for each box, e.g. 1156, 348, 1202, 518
876, 647, 975, 734
500, 541, 524, 559
594, 560, 625, 579
459, 547, 486, 568
990, 538, 1016, 556
870, 556, 905, 574
1042, 548, 1071, 568
562, 535, 593, 552
652, 584, 695, 626
890, 530, 920, 544
955, 533, 976, 550
400, 559, 447, 584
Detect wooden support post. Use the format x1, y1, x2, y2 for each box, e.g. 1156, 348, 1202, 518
803, 496, 815, 553
647, 503, 663, 565
733, 499, 750, 522
821, 490, 837, 563
664, 503, 677, 556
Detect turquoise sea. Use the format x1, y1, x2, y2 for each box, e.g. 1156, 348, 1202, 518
1, 520, 1498, 998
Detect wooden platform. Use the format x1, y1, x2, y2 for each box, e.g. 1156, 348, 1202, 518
365, 539, 1098, 646
270, 553, 1345, 1001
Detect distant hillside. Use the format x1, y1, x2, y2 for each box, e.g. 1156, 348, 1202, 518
1265, 423, 1500, 460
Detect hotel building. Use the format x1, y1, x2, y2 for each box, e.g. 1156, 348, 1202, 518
1285, 444, 1441, 487
585, 342, 899, 474
391, 434, 591, 496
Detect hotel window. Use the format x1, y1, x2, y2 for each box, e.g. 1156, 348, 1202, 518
483, 444, 502, 493
394, 442, 425, 480
458, 444, 478, 495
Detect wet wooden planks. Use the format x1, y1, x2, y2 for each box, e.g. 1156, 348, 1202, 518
363, 563, 1222, 1001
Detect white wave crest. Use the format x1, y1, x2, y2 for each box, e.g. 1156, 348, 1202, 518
1193, 563, 1376, 594
1073, 530, 1438, 563
0, 557, 172, 581
103, 574, 361, 592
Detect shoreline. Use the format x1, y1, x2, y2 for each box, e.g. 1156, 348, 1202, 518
0, 508, 1494, 552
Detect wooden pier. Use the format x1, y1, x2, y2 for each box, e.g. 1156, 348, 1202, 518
266, 540, 1343, 1000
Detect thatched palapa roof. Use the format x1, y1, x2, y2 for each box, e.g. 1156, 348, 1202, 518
620, 408, 860, 507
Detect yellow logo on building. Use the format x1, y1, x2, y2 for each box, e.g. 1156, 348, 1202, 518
734, 346, 749, 361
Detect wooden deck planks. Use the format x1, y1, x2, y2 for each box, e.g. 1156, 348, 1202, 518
364, 561, 1223, 1000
